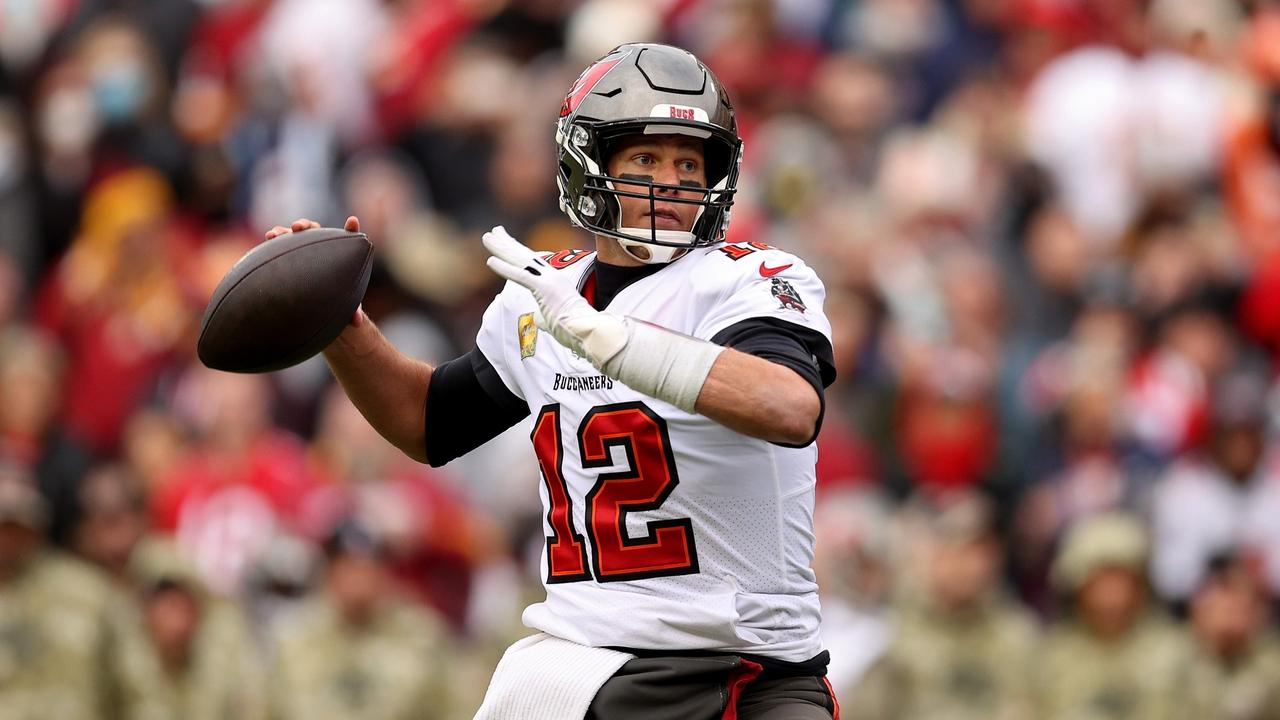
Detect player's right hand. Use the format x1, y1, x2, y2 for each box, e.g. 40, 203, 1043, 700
482, 226, 629, 369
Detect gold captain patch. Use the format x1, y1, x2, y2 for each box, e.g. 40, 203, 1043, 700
518, 312, 538, 359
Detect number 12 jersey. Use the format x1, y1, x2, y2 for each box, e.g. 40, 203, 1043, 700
475, 243, 835, 662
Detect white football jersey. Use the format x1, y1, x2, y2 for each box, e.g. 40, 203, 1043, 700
475, 242, 833, 662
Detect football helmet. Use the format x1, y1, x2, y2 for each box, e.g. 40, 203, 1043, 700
555, 43, 742, 264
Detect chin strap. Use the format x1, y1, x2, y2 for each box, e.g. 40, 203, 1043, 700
616, 228, 695, 264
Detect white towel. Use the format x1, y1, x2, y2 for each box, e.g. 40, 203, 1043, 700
473, 633, 635, 720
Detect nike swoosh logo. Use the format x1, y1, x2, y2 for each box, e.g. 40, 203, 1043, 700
759, 262, 792, 277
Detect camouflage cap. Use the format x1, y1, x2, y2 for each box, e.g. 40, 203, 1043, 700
128, 537, 206, 596
1052, 512, 1149, 593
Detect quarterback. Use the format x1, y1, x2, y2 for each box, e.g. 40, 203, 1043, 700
272, 43, 838, 719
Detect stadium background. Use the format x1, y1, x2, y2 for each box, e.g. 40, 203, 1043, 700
3, 0, 1280, 717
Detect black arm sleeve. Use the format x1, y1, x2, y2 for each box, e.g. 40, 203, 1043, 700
424, 349, 529, 467
709, 318, 837, 449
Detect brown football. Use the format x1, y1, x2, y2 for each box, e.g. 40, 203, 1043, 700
197, 228, 373, 373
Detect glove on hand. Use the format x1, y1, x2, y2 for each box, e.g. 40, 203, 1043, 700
483, 226, 629, 369
482, 226, 724, 413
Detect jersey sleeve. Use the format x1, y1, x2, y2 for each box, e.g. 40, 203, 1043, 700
694, 251, 837, 448
473, 283, 528, 402
694, 250, 834, 349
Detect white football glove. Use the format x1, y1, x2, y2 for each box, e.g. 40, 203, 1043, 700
482, 226, 725, 413
483, 226, 629, 368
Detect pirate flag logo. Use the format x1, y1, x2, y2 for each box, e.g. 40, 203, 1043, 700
770, 277, 806, 313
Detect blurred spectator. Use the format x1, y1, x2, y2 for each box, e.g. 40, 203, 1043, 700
1184, 555, 1280, 720
1149, 368, 1274, 605
307, 384, 486, 630
0, 252, 23, 335
0, 0, 74, 76
256, 0, 388, 147
815, 488, 895, 696
240, 531, 321, 638
845, 492, 1037, 720
130, 538, 265, 720
1234, 2, 1280, 362
1225, 8, 1280, 263
0, 465, 169, 720
1125, 301, 1235, 461
887, 249, 1003, 492
120, 408, 189, 501
267, 519, 456, 720
74, 16, 181, 176
1023, 23, 1227, 248
34, 167, 193, 455
72, 464, 148, 583
813, 288, 880, 490
0, 103, 38, 284
565, 0, 661, 65
0, 327, 93, 547
154, 366, 318, 595
1039, 513, 1192, 720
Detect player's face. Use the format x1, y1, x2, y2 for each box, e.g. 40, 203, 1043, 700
607, 134, 707, 232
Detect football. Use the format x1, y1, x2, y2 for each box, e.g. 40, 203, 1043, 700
197, 227, 374, 373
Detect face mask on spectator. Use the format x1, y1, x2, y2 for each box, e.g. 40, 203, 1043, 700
91, 56, 149, 125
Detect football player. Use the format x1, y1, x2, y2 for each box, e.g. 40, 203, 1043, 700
271, 43, 838, 720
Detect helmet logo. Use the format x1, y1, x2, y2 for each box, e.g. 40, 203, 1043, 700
651, 104, 709, 123
560, 52, 627, 118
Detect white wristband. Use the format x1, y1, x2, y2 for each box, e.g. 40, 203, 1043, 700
599, 318, 725, 413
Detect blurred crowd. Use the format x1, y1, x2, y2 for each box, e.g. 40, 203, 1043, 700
4, 0, 1280, 718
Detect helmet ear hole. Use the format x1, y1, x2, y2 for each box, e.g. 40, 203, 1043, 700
598, 137, 622, 175
703, 139, 730, 189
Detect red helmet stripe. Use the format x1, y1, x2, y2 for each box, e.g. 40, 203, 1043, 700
560, 53, 626, 118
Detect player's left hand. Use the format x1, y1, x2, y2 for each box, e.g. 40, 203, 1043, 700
483, 226, 629, 368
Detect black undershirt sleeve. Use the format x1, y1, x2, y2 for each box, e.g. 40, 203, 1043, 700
709, 318, 837, 449
424, 349, 529, 468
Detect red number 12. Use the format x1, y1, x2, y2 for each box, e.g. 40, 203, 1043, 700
531, 402, 699, 583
